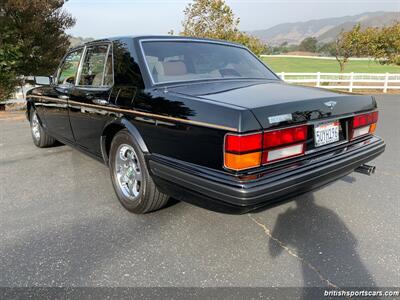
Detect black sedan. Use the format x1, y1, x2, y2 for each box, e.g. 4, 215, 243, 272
26, 36, 385, 214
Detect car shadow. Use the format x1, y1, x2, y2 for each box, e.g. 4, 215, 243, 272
53, 140, 65, 147
263, 193, 376, 298
162, 197, 180, 209
340, 175, 357, 183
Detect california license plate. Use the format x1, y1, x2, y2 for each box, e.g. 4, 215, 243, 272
314, 121, 339, 147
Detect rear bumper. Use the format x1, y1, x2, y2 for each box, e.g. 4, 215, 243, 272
148, 136, 385, 213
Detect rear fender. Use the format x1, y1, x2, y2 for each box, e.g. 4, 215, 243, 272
26, 100, 34, 121
100, 118, 149, 164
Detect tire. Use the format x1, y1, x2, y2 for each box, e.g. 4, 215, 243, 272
30, 109, 56, 148
109, 129, 169, 214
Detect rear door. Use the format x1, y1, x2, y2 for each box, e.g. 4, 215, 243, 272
40, 48, 84, 142
68, 43, 113, 155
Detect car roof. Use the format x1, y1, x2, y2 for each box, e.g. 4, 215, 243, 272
70, 35, 244, 50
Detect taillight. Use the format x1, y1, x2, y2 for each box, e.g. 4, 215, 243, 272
224, 125, 308, 171
224, 152, 262, 171
263, 126, 308, 148
262, 125, 307, 164
225, 133, 262, 153
224, 133, 262, 171
351, 111, 378, 139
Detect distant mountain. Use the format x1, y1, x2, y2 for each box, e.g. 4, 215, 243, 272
251, 11, 399, 46
69, 36, 94, 48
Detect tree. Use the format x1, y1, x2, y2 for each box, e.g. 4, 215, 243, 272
366, 22, 400, 65
0, 0, 75, 101
181, 0, 266, 55
334, 24, 364, 72
317, 42, 336, 56
298, 37, 318, 53
333, 22, 400, 70
0, 26, 22, 102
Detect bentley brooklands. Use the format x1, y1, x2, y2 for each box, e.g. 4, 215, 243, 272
26, 36, 385, 214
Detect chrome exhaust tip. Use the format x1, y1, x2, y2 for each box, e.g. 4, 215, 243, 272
355, 164, 376, 176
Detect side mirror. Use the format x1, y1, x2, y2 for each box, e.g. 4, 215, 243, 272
34, 76, 53, 85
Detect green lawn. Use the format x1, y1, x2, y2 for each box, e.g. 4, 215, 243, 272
261, 56, 400, 73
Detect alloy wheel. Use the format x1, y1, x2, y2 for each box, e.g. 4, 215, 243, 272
115, 144, 142, 201
31, 112, 41, 140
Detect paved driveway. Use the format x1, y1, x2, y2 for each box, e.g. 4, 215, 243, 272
0, 96, 398, 291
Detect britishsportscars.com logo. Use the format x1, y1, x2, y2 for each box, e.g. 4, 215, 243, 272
324, 289, 400, 298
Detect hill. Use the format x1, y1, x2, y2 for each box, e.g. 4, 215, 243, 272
251, 11, 399, 46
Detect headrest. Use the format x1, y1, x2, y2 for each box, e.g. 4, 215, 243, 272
162, 61, 187, 76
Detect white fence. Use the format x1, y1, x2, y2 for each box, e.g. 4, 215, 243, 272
276, 72, 400, 93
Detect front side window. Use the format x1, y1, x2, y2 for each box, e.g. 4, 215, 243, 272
78, 44, 111, 86
57, 49, 83, 85
141, 41, 278, 84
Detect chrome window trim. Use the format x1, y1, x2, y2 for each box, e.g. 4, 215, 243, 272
101, 44, 112, 86
75, 43, 114, 88
75, 46, 87, 86
138, 38, 279, 86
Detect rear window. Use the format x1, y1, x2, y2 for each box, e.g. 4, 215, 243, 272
141, 41, 277, 84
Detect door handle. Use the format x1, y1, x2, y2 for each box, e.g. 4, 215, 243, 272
58, 95, 69, 100
92, 99, 108, 105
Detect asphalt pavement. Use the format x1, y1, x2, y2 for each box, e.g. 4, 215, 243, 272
0, 95, 399, 292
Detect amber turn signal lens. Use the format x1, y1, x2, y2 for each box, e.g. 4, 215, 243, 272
224, 152, 261, 171
369, 123, 377, 134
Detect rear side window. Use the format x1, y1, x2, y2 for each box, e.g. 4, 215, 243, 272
78, 44, 113, 86
57, 49, 83, 85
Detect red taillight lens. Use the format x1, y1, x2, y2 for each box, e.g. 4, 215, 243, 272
353, 111, 378, 128
225, 133, 262, 153
353, 114, 368, 128
224, 125, 308, 171
263, 125, 308, 148
351, 111, 378, 139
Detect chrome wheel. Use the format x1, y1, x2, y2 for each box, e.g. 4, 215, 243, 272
115, 144, 142, 201
31, 112, 40, 140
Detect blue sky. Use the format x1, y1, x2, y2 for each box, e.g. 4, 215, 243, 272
64, 0, 399, 38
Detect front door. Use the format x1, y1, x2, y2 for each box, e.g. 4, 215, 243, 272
41, 48, 84, 142
68, 43, 113, 155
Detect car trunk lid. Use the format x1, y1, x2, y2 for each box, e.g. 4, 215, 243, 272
167, 80, 376, 129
